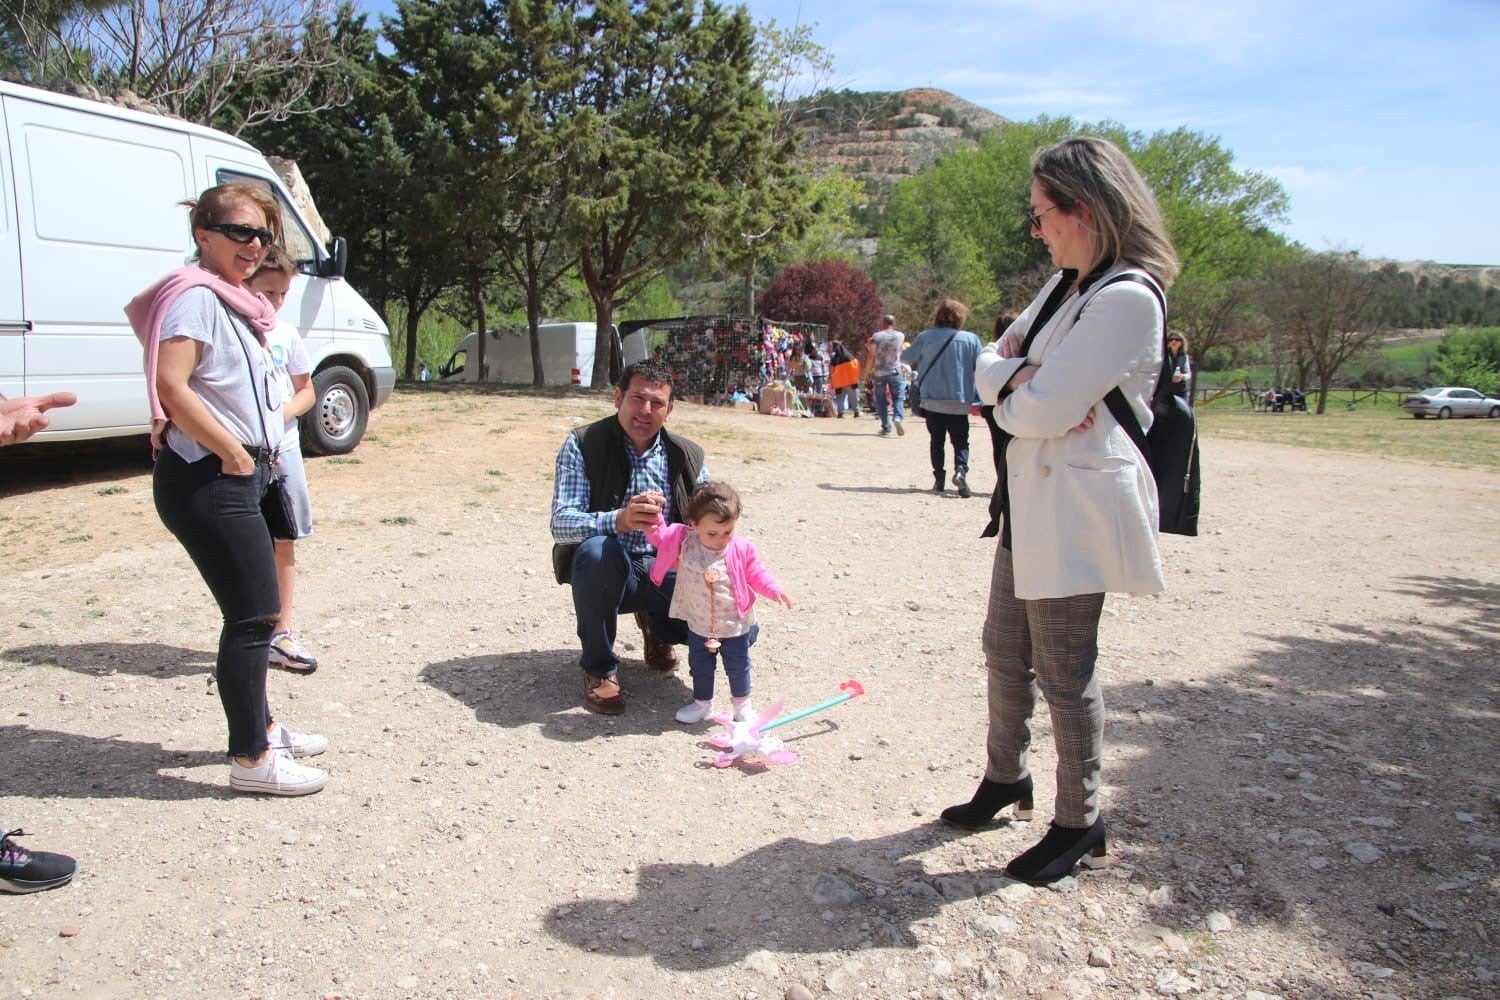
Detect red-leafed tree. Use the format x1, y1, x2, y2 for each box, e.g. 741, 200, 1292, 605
758, 259, 884, 348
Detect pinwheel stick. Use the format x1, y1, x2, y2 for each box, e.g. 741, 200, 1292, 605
759, 679, 864, 734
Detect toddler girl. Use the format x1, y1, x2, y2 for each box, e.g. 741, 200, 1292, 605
647, 481, 794, 723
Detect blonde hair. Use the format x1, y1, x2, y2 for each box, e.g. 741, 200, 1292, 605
1032, 137, 1179, 288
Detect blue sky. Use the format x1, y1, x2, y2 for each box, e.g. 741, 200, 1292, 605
359, 0, 1499, 265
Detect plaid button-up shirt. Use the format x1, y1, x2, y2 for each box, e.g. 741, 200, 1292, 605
551, 431, 709, 556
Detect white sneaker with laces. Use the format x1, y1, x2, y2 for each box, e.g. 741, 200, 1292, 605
269, 631, 318, 673
732, 699, 756, 723
230, 749, 327, 796
267, 722, 328, 758
675, 700, 713, 724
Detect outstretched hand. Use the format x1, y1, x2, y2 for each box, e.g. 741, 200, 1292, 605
774, 591, 795, 610
0, 392, 78, 445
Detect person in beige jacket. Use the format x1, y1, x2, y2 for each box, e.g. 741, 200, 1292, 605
943, 137, 1178, 885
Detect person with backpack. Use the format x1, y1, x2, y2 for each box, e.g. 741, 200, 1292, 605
827, 341, 861, 418
944, 137, 1178, 885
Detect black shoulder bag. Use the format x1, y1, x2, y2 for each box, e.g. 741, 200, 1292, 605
225, 306, 300, 541
1097, 273, 1201, 537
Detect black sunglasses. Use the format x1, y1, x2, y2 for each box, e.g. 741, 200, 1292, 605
204, 222, 276, 246
1025, 204, 1062, 229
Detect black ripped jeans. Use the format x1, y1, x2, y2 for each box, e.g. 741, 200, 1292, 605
153, 447, 280, 759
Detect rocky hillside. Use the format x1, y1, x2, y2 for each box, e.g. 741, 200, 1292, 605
1385, 260, 1500, 288
791, 88, 1006, 198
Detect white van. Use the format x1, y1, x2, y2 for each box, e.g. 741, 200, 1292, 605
440, 322, 638, 386
0, 81, 394, 453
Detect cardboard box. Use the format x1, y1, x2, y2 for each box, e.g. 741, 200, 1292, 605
758, 386, 792, 413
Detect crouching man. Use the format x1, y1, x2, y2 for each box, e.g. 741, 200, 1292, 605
549, 361, 709, 714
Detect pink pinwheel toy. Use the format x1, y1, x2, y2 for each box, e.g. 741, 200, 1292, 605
708, 697, 796, 768
707, 680, 866, 768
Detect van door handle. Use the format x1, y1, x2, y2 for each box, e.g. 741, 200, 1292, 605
0, 321, 33, 334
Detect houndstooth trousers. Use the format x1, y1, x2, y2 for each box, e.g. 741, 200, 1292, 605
981, 544, 1106, 827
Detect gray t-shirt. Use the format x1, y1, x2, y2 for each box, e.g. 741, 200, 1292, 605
870, 328, 904, 377
161, 286, 285, 463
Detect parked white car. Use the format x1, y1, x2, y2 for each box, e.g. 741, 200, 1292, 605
1402, 386, 1500, 419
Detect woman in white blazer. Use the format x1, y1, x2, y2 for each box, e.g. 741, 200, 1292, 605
942, 137, 1179, 884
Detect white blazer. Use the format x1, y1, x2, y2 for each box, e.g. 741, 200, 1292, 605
975, 264, 1164, 600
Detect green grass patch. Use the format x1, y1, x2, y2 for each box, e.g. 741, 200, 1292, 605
1198, 396, 1500, 471
380, 515, 416, 526
96, 485, 128, 496
326, 456, 362, 465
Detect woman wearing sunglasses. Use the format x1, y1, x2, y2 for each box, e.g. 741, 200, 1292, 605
945, 137, 1178, 883
1167, 331, 1193, 400
125, 183, 329, 796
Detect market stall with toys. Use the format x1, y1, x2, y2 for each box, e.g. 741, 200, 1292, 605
620, 315, 832, 415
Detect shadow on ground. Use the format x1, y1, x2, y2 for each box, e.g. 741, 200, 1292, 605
420, 649, 698, 740
0, 725, 228, 800
545, 822, 1031, 971
6, 641, 215, 679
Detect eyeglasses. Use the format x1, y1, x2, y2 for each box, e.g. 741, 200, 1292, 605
204, 222, 276, 246
1026, 204, 1062, 229
1167, 337, 1183, 343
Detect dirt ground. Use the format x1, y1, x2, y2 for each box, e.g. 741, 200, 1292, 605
2, 386, 1497, 1000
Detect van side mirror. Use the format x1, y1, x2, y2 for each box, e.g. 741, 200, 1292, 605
318, 236, 349, 279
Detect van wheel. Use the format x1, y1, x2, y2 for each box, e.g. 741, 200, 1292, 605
302, 365, 369, 455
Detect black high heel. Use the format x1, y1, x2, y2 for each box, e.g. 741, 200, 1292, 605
1004, 819, 1107, 884
940, 776, 1034, 830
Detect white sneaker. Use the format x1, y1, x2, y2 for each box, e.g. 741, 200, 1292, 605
230, 750, 327, 796
731, 699, 756, 723
675, 700, 713, 724
267, 722, 328, 758
269, 632, 318, 673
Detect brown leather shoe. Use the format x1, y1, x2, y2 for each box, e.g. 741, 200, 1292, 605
635, 612, 679, 671
584, 673, 625, 715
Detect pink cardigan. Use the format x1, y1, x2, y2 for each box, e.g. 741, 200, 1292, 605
646, 520, 783, 618
123, 265, 277, 448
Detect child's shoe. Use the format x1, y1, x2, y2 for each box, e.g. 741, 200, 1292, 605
731, 697, 756, 723
675, 700, 713, 724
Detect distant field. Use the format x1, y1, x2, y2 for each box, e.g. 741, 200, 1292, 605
1197, 395, 1500, 471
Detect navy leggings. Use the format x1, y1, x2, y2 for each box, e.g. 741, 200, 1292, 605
153, 447, 279, 758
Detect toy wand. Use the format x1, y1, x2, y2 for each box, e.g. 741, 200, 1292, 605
759, 679, 864, 733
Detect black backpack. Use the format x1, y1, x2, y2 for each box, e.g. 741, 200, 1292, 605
1097, 273, 1201, 537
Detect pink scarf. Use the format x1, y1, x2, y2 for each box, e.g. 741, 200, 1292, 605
123, 265, 277, 449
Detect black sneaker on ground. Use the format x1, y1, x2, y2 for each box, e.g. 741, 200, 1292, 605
0, 828, 78, 894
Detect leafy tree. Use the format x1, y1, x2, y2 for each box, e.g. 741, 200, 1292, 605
35, 0, 358, 131
875, 118, 1293, 361
1260, 251, 1394, 413
757, 259, 883, 346
875, 117, 1075, 312
564, 0, 789, 386
245, 1, 466, 380
1432, 327, 1500, 394
1135, 127, 1292, 365
491, 0, 592, 385
1, 0, 113, 82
